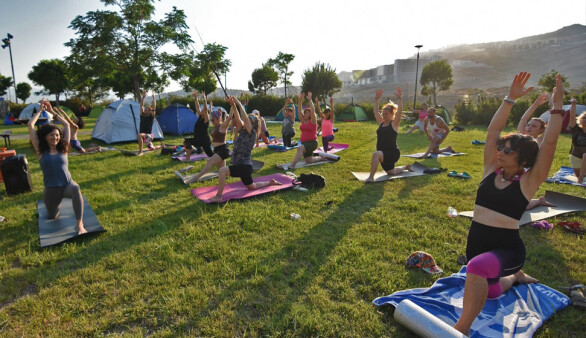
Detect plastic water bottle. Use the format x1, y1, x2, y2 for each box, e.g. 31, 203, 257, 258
448, 207, 458, 218
290, 213, 301, 220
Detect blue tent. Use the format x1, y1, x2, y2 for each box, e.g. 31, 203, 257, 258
158, 103, 198, 135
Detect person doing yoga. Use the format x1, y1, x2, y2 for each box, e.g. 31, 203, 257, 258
53, 107, 102, 154
28, 99, 87, 235
516, 93, 549, 145
568, 98, 586, 184
207, 97, 281, 203
184, 91, 214, 161
364, 87, 412, 182
453, 72, 565, 335
418, 106, 455, 159
176, 99, 234, 184
315, 96, 336, 153
280, 98, 297, 148
137, 90, 159, 156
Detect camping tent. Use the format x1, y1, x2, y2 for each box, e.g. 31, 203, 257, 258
435, 105, 452, 125
540, 104, 586, 134
18, 103, 54, 123
91, 99, 163, 144
158, 103, 197, 135
274, 104, 300, 121
89, 106, 105, 118
336, 104, 368, 122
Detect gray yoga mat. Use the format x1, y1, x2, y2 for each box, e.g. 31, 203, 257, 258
352, 162, 427, 182
37, 196, 105, 247
458, 190, 586, 226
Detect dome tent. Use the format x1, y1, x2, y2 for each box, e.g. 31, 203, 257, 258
91, 99, 163, 144
18, 103, 54, 123
336, 103, 368, 122
274, 104, 300, 121
158, 103, 197, 135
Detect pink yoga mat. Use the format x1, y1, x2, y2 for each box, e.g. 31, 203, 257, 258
191, 173, 295, 203
172, 153, 209, 162
315, 143, 348, 154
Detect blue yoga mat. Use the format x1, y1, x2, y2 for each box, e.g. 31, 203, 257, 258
373, 266, 570, 337
545, 166, 585, 187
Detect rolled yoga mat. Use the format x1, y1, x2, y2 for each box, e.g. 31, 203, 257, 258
394, 299, 467, 338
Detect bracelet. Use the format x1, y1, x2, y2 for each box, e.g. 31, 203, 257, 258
549, 109, 564, 115
503, 96, 516, 104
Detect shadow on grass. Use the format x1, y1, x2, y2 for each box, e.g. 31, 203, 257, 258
188, 183, 385, 333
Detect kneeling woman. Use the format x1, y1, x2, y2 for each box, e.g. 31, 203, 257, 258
454, 72, 564, 335
208, 97, 281, 202
179, 102, 234, 184
28, 99, 87, 235
365, 87, 412, 182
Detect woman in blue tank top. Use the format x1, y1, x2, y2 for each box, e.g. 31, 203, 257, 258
454, 73, 565, 336
27, 99, 87, 235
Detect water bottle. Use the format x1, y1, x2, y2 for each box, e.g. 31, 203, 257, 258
290, 213, 301, 220
448, 207, 458, 218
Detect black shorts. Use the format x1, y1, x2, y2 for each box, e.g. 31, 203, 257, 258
229, 164, 253, 186
214, 144, 231, 160
381, 148, 400, 171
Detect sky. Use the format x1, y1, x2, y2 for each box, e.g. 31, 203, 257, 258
1, 0, 585, 102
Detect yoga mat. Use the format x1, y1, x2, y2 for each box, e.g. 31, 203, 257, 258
545, 166, 585, 187
267, 143, 300, 152
315, 143, 349, 155
403, 152, 466, 159
171, 153, 209, 162
373, 266, 570, 337
276, 156, 338, 170
37, 196, 105, 247
116, 148, 159, 156
191, 173, 295, 203
352, 162, 427, 182
458, 190, 586, 226
68, 146, 117, 156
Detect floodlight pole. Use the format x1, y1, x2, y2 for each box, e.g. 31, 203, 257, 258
413, 45, 423, 110
2, 33, 17, 103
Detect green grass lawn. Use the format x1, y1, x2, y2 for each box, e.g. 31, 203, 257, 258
0, 120, 584, 336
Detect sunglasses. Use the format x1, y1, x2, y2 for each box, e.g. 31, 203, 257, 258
496, 145, 515, 155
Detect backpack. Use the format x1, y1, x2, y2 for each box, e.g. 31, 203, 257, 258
293, 173, 326, 189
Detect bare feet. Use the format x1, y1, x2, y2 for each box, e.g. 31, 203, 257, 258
364, 177, 374, 183
77, 223, 88, 235
405, 164, 414, 172
269, 179, 283, 186
137, 151, 144, 156
208, 195, 223, 203
515, 270, 539, 284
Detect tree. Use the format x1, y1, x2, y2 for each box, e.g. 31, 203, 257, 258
65, 0, 193, 101
538, 70, 569, 92
267, 52, 295, 97
301, 62, 342, 103
0, 74, 12, 97
28, 59, 69, 105
248, 64, 278, 95
178, 43, 231, 94
420, 60, 453, 105
15, 82, 31, 103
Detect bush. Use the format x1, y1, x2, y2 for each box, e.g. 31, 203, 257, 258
454, 100, 475, 125
8, 102, 27, 115
248, 95, 286, 117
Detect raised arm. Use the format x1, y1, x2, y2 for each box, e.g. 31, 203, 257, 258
524, 73, 564, 194
484, 72, 533, 174
315, 97, 325, 119
220, 107, 234, 133
27, 102, 43, 155
192, 91, 202, 115
140, 90, 147, 113
235, 97, 251, 133
568, 98, 578, 129
517, 93, 548, 134
297, 92, 305, 121
392, 87, 403, 130
56, 107, 78, 133
201, 92, 210, 123
373, 89, 384, 124
306, 92, 317, 124
151, 92, 156, 114
45, 101, 70, 144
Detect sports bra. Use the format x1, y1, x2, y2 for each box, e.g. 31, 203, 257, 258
211, 126, 226, 144
474, 171, 529, 220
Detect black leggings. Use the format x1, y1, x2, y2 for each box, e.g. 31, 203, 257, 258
282, 132, 296, 147
44, 182, 83, 221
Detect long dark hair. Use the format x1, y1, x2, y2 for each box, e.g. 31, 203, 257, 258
37, 124, 69, 154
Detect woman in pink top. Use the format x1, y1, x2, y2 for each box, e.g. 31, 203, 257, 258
278, 92, 326, 170
315, 96, 335, 153
404, 103, 428, 134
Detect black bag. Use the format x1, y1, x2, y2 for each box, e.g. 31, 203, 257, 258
1, 154, 33, 195
293, 173, 325, 189
160, 146, 176, 155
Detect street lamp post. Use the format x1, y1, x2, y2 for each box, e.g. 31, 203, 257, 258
1, 33, 17, 103
413, 45, 423, 111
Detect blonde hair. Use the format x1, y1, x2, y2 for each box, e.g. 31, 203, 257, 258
381, 101, 398, 118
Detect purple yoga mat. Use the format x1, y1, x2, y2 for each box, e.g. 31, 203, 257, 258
172, 153, 209, 162
315, 143, 348, 154
191, 173, 295, 203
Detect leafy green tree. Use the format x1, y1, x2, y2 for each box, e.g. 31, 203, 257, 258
66, 0, 193, 101
248, 64, 278, 95
267, 52, 295, 97
301, 62, 342, 103
538, 70, 569, 92
15, 82, 31, 103
0, 74, 12, 97
178, 43, 231, 94
28, 59, 69, 105
420, 60, 453, 105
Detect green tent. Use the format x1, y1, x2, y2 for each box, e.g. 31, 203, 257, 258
274, 104, 300, 121
435, 105, 452, 125
336, 104, 368, 122
89, 106, 105, 118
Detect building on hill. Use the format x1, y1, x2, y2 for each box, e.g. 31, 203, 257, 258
340, 56, 440, 87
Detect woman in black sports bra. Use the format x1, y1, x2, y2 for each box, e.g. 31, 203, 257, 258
454, 72, 565, 336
